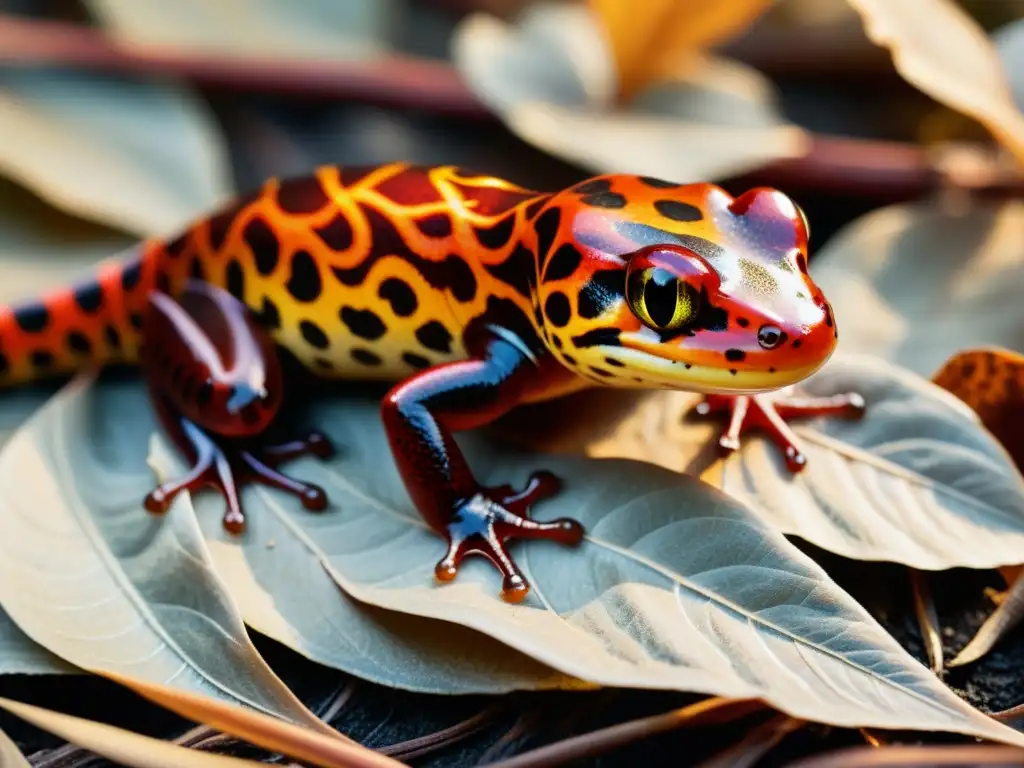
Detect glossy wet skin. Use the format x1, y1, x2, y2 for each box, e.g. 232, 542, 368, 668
533, 177, 838, 394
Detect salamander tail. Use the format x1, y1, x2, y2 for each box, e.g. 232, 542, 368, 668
0, 241, 166, 387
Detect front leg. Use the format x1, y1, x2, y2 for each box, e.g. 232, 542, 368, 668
381, 332, 583, 602
140, 280, 334, 532
693, 389, 865, 471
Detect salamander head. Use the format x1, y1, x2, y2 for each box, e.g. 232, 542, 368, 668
532, 175, 837, 394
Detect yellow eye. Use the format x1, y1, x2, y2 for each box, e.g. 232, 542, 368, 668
626, 266, 700, 331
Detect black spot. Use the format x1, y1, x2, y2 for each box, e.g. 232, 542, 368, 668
543, 244, 582, 283
533, 207, 561, 262
121, 262, 142, 292
605, 357, 625, 367
243, 216, 281, 276
544, 293, 571, 327
692, 288, 729, 332
769, 366, 776, 373
572, 328, 622, 348
575, 179, 612, 195
0, 353, 8, 375
225, 259, 245, 300
590, 367, 614, 378
257, 297, 281, 330
796, 253, 808, 273
552, 336, 563, 349
578, 269, 625, 319
314, 213, 354, 251
208, 208, 234, 251
415, 213, 453, 238
484, 244, 534, 300
315, 357, 334, 371
379, 278, 418, 317
725, 349, 746, 362
156, 271, 171, 294
563, 354, 577, 366
402, 351, 431, 369
654, 200, 703, 222
130, 312, 143, 330
729, 369, 738, 375
523, 197, 550, 220
286, 250, 322, 303
581, 192, 627, 209
190, 258, 205, 281
416, 321, 452, 353
340, 307, 386, 340
300, 320, 330, 350
31, 350, 53, 369
67, 332, 91, 355
447, 257, 478, 303
14, 304, 49, 333
165, 234, 188, 259
276, 177, 329, 214
351, 348, 382, 366
73, 283, 103, 314
105, 325, 121, 349
736, 317, 750, 328
474, 213, 517, 250
792, 339, 802, 349
639, 176, 679, 189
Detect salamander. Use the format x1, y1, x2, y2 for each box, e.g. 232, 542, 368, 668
0, 163, 864, 602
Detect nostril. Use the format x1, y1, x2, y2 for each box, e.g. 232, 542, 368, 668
757, 324, 784, 350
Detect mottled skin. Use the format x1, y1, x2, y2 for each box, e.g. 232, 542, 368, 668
0, 163, 863, 601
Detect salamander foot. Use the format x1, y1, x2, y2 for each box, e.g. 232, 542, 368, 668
434, 471, 584, 603
693, 391, 865, 472
144, 420, 335, 533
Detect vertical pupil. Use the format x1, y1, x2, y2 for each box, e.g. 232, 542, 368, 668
644, 268, 679, 328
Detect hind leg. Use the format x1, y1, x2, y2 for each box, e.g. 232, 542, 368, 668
140, 280, 334, 532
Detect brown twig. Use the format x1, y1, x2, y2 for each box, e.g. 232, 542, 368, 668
908, 569, 944, 674
0, 13, 488, 118
483, 697, 766, 768
380, 705, 503, 761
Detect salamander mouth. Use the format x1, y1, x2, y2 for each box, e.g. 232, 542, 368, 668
587, 343, 828, 394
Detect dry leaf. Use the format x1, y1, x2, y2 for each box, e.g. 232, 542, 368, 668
933, 347, 1024, 472
451, 3, 809, 182
948, 572, 1024, 667
0, 696, 264, 768
0, 69, 233, 238
149, 389, 1024, 744
811, 199, 1024, 379
102, 671, 404, 768
85, 0, 392, 59
845, 0, 1024, 165
587, 0, 775, 97
0, 377, 336, 734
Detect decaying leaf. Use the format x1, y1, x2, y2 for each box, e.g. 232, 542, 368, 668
101, 671, 404, 768
845, 0, 1024, 165
451, 3, 809, 183
85, 0, 392, 59
811, 199, 1024, 379
0, 696, 265, 767
587, 0, 774, 98
0, 377, 336, 733
146, 387, 1024, 744
948, 572, 1024, 667
933, 347, 1024, 472
0, 69, 233, 238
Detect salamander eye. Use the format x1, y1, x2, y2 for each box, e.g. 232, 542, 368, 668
626, 264, 701, 331
758, 324, 783, 349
